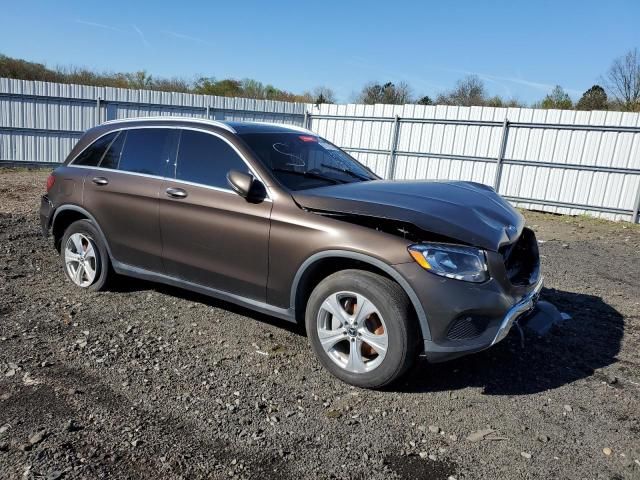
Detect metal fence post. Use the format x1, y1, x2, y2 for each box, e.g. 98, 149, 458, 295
386, 115, 401, 180
95, 97, 101, 125
205, 105, 210, 118
493, 117, 509, 191
303, 111, 311, 130
632, 180, 640, 224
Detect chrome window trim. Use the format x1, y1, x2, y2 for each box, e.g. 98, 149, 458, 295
67, 164, 166, 182
67, 164, 272, 202
67, 125, 273, 199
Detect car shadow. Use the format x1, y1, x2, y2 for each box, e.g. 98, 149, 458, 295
108, 275, 305, 336
110, 278, 623, 396
397, 287, 624, 395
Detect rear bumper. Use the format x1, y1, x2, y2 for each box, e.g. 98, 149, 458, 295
39, 194, 54, 236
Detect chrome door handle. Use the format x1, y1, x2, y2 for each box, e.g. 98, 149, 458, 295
92, 177, 109, 185
166, 187, 188, 199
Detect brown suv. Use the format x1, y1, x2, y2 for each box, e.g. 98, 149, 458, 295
40, 117, 542, 388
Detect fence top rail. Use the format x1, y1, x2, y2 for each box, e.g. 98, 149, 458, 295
308, 113, 640, 133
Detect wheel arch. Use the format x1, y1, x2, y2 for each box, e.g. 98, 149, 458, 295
290, 250, 431, 342
52, 205, 113, 259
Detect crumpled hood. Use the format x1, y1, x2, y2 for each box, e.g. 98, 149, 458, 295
292, 180, 524, 251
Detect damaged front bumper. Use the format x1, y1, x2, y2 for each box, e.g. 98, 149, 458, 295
421, 277, 543, 362
391, 257, 545, 363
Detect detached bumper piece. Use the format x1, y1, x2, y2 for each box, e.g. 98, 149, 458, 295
491, 277, 543, 345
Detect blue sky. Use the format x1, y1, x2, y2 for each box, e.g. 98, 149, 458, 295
1, 0, 638, 103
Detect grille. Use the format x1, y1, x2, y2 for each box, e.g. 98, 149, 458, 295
500, 227, 540, 286
447, 315, 491, 341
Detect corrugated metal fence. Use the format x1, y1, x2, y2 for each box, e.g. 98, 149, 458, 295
2, 78, 640, 223
307, 104, 640, 223
0, 77, 306, 165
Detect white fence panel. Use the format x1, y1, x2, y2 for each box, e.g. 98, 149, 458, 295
1, 77, 640, 222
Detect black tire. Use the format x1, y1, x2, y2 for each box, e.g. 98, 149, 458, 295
305, 269, 419, 388
60, 219, 111, 291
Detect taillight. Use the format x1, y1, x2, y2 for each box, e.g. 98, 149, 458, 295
46, 174, 55, 192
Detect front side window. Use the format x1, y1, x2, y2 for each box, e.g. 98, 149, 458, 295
239, 132, 377, 191
175, 130, 247, 188
72, 132, 118, 166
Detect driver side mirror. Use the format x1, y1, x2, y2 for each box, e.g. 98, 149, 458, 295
226, 169, 267, 202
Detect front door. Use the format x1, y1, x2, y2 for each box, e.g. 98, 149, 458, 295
159, 129, 271, 301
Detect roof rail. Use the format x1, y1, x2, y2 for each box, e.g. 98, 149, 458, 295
100, 116, 236, 133
236, 120, 314, 135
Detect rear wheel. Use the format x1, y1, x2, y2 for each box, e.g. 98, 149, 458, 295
61, 219, 111, 291
305, 269, 418, 388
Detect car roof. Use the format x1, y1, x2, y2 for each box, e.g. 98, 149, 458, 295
100, 116, 313, 135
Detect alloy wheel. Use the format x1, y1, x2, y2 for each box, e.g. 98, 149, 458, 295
64, 233, 99, 287
316, 291, 388, 374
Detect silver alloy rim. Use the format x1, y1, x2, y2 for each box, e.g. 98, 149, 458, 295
64, 233, 98, 287
316, 291, 388, 374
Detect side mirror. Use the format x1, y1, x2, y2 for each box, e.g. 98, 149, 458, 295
226, 169, 255, 198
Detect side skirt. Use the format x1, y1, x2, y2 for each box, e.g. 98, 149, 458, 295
112, 261, 295, 323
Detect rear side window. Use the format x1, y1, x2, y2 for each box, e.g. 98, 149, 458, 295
72, 132, 118, 166
175, 130, 247, 188
117, 129, 178, 176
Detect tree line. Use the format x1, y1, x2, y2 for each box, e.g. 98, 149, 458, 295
356, 48, 639, 112
1, 48, 638, 111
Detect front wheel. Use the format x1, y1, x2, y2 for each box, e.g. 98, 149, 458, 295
305, 269, 419, 388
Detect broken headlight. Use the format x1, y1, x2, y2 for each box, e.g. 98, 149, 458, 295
408, 243, 488, 283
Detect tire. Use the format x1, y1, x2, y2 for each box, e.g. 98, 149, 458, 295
305, 269, 419, 388
61, 219, 111, 291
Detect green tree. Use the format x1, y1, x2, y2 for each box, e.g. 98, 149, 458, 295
538, 85, 573, 109
193, 77, 242, 96
125, 70, 154, 89
576, 85, 608, 111
416, 95, 433, 105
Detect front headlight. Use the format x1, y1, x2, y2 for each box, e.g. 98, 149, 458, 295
408, 243, 488, 283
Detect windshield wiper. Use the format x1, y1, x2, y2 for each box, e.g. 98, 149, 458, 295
271, 168, 343, 184
320, 163, 371, 181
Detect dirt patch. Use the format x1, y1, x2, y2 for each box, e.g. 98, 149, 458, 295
1, 168, 639, 479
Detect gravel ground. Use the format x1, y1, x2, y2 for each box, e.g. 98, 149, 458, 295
1, 168, 639, 480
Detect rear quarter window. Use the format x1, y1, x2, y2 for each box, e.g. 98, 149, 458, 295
71, 132, 118, 166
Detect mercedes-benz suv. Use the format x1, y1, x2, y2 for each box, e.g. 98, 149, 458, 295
40, 117, 542, 388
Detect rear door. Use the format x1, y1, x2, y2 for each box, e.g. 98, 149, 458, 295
159, 129, 271, 301
82, 127, 178, 272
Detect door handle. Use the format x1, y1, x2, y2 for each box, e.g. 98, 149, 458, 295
92, 176, 109, 186
166, 187, 188, 199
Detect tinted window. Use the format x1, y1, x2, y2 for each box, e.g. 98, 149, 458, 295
99, 131, 125, 170
117, 129, 178, 176
176, 130, 247, 188
72, 132, 118, 166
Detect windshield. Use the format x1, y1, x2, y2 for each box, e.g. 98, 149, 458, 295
238, 132, 378, 190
